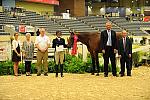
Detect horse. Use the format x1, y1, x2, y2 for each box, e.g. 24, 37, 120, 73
67, 32, 122, 76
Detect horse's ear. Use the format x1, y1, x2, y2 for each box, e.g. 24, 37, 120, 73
67, 37, 69, 42
67, 37, 71, 42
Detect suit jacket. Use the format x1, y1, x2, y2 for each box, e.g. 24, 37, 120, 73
118, 37, 132, 56
100, 30, 117, 50
52, 38, 67, 51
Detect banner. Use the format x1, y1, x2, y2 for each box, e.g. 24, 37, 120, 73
6, 25, 15, 30
26, 25, 35, 32
19, 25, 26, 33
25, 0, 59, 5
62, 13, 70, 19
144, 16, 150, 22
0, 41, 11, 61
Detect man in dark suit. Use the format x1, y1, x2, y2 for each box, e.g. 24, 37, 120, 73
100, 22, 118, 77
118, 30, 132, 77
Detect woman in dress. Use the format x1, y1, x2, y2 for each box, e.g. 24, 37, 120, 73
12, 33, 21, 76
22, 33, 34, 76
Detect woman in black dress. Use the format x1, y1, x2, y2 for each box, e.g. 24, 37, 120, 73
12, 33, 21, 76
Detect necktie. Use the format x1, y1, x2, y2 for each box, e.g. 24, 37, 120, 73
123, 38, 126, 51
108, 30, 111, 46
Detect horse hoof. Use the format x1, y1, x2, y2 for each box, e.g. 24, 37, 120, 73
91, 73, 95, 75
96, 73, 99, 76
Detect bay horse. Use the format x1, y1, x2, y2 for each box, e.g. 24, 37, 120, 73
67, 32, 122, 76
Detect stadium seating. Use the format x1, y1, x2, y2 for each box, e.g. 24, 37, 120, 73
0, 9, 149, 36
109, 17, 150, 36
23, 11, 70, 34
78, 16, 122, 32
0, 12, 11, 35
55, 18, 98, 32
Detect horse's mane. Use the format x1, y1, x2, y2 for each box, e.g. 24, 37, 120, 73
75, 32, 121, 40
74, 32, 100, 46
76, 32, 100, 36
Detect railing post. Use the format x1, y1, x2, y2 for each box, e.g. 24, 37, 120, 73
82, 44, 87, 62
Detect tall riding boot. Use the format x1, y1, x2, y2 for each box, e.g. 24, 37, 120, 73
55, 65, 59, 77
60, 64, 64, 77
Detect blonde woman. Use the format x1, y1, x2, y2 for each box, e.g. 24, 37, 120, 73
12, 33, 21, 76
22, 33, 34, 76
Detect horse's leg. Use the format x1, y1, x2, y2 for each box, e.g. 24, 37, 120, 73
91, 54, 95, 75
95, 52, 100, 76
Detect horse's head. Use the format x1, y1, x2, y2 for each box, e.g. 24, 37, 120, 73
67, 32, 76, 48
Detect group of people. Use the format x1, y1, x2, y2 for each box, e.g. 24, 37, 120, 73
12, 21, 132, 78
101, 22, 132, 77
12, 28, 66, 77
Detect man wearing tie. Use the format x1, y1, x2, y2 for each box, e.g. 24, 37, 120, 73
101, 22, 117, 77
118, 30, 132, 77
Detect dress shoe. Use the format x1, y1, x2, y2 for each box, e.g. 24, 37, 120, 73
14, 74, 21, 76
26, 74, 32, 76
61, 75, 64, 77
55, 74, 58, 77
37, 73, 41, 76
44, 73, 48, 76
127, 74, 131, 76
104, 74, 108, 77
96, 73, 99, 76
14, 74, 18, 77
113, 74, 119, 77
127, 72, 131, 76
26, 73, 32, 76
91, 73, 95, 75
120, 74, 124, 77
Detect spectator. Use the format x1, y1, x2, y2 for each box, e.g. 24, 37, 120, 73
22, 33, 34, 76
36, 29, 40, 36
35, 28, 50, 76
12, 33, 21, 76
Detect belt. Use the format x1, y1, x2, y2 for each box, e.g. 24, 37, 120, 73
38, 49, 47, 52
106, 46, 112, 47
